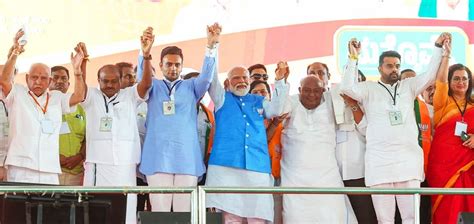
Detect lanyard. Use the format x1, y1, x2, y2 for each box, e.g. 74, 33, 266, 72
452, 96, 468, 121
28, 91, 50, 114
163, 80, 182, 100
102, 94, 119, 114
378, 81, 399, 106
0, 100, 7, 117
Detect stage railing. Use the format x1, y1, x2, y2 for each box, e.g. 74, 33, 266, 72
0, 186, 473, 224
198, 186, 474, 224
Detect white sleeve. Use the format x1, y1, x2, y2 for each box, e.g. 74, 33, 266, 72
60, 92, 73, 114
411, 47, 443, 96
355, 115, 368, 137
340, 59, 368, 103
80, 87, 96, 109
130, 84, 147, 107
263, 79, 290, 119
3, 84, 21, 107
209, 70, 226, 111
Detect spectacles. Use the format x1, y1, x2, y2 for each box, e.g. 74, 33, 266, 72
452, 76, 469, 83
251, 73, 268, 81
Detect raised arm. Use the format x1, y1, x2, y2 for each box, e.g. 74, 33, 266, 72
263, 61, 290, 118
433, 38, 451, 111
137, 27, 154, 99
412, 33, 449, 96
207, 24, 225, 111
1, 30, 25, 97
192, 23, 221, 99
79, 42, 89, 83
69, 44, 87, 106
340, 38, 366, 102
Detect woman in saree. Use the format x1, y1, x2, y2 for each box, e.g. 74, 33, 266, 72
427, 40, 474, 224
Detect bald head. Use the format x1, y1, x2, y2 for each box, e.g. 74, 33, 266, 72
299, 75, 325, 110
227, 66, 250, 96
29, 63, 51, 76
300, 75, 323, 88
26, 63, 51, 96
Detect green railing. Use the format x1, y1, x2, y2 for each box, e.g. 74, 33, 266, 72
0, 186, 473, 224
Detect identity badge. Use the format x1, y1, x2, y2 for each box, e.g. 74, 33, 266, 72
454, 121, 468, 136
389, 111, 403, 126
163, 101, 175, 115
41, 119, 55, 134
100, 117, 113, 132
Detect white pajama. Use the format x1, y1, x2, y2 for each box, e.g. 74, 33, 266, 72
146, 172, 197, 212
370, 180, 420, 224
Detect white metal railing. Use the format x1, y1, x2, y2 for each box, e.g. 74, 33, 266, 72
1, 186, 473, 224
198, 186, 474, 224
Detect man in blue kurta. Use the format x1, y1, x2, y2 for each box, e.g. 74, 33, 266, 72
205, 62, 290, 223
138, 23, 221, 212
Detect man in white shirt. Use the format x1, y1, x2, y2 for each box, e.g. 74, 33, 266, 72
331, 72, 377, 224
81, 28, 153, 224
0, 31, 86, 185
340, 33, 449, 224
280, 75, 357, 223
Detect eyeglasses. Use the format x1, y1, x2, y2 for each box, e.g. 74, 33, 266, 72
452, 76, 470, 83
250, 73, 268, 81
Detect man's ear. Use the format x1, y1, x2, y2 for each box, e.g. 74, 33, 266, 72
224, 79, 230, 90
298, 87, 302, 94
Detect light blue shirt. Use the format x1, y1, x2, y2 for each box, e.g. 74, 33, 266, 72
138, 46, 217, 176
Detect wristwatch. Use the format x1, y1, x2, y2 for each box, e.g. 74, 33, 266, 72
143, 54, 152, 60
350, 105, 359, 112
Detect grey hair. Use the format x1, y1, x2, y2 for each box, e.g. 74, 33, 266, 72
227, 66, 249, 79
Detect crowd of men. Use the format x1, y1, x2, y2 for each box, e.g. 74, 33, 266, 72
0, 23, 471, 224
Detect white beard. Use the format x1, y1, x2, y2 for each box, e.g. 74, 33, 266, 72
230, 85, 249, 96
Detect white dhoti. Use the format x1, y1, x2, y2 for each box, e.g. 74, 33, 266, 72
83, 162, 137, 224
281, 94, 357, 224
205, 165, 274, 222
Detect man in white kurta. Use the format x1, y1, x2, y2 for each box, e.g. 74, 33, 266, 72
340, 34, 448, 223
280, 75, 357, 223
81, 64, 150, 224
331, 78, 378, 224
0, 36, 86, 184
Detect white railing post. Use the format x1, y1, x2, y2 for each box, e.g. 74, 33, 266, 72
191, 188, 198, 224
414, 193, 421, 224
198, 186, 207, 224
